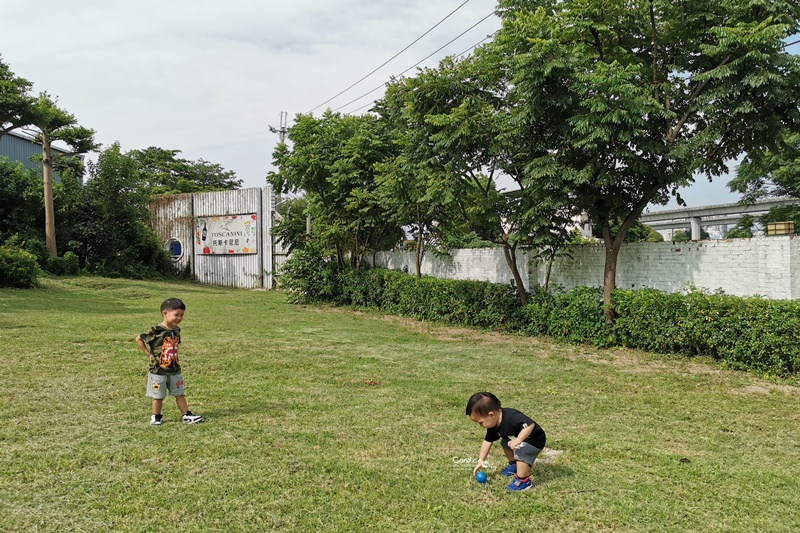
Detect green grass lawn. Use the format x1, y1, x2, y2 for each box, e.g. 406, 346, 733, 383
1, 277, 799, 532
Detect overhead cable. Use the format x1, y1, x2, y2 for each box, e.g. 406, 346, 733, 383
307, 0, 471, 113
334, 14, 496, 114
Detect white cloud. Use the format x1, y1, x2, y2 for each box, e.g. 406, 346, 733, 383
2, 0, 500, 186
0, 0, 756, 207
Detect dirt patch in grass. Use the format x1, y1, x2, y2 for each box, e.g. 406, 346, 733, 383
730, 383, 799, 396
537, 448, 564, 464
365, 311, 552, 349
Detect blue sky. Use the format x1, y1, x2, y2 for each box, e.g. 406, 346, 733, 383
1, 2, 796, 212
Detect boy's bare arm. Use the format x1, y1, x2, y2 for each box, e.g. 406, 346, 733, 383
507, 423, 537, 450
135, 336, 154, 360
473, 440, 493, 475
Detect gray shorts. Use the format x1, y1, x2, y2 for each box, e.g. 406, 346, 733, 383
502, 439, 542, 466
146, 372, 185, 399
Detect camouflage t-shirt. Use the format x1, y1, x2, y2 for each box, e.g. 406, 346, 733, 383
139, 325, 182, 375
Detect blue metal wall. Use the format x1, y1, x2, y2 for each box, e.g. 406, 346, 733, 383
0, 130, 78, 183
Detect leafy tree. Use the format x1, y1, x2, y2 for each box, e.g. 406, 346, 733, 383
724, 214, 756, 238
380, 54, 576, 304
729, 131, 800, 202
0, 157, 43, 243
645, 230, 665, 243
373, 93, 467, 278
729, 130, 800, 229
594, 221, 664, 243
672, 227, 710, 242
758, 205, 800, 233
268, 111, 403, 270
493, 0, 800, 320
26, 93, 97, 255
445, 231, 495, 249
672, 230, 692, 243
77, 143, 171, 278
0, 55, 34, 139
128, 147, 242, 194
270, 196, 311, 253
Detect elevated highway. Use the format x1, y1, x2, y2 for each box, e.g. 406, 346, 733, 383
639, 198, 799, 239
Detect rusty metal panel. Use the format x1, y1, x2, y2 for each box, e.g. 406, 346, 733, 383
192, 188, 264, 289
148, 187, 285, 289
149, 194, 194, 274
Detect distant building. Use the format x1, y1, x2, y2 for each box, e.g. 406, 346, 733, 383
0, 130, 82, 184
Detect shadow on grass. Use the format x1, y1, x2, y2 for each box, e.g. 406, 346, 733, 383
534, 462, 576, 488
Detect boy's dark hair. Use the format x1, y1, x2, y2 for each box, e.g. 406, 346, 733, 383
161, 298, 186, 312
466, 392, 501, 416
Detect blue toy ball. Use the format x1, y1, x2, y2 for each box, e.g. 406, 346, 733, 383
475, 471, 487, 484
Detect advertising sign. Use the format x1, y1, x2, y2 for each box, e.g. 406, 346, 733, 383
196, 214, 258, 254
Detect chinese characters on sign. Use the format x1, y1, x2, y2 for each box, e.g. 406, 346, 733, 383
196, 214, 258, 254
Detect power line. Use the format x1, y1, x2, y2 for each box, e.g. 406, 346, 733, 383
340, 31, 496, 115
332, 22, 796, 117
307, 0, 471, 113
334, 14, 496, 114
784, 38, 800, 49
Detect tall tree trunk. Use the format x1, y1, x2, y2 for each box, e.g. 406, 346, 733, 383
544, 254, 554, 293
42, 130, 56, 256
600, 192, 655, 322
502, 242, 528, 306
414, 205, 423, 278
601, 227, 621, 323
415, 241, 423, 279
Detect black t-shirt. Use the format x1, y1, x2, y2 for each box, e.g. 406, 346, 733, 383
485, 408, 546, 449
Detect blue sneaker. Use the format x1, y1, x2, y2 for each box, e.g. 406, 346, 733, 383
506, 476, 532, 491
501, 462, 517, 477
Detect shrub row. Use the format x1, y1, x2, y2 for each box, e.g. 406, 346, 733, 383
525, 286, 800, 375
281, 260, 800, 377
1, 236, 82, 288
612, 288, 800, 375
0, 245, 40, 288
338, 268, 527, 331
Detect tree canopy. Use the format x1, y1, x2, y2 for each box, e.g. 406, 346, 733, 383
129, 147, 243, 194
268, 111, 403, 269
267, 0, 799, 318
1, 54, 243, 279
26, 92, 98, 255
489, 0, 800, 319
0, 55, 34, 138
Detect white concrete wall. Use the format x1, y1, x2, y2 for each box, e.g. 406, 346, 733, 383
377, 248, 533, 288
375, 236, 800, 300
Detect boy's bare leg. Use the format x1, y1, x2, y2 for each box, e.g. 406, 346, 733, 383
504, 446, 531, 478
516, 461, 531, 479
503, 447, 515, 464
175, 395, 188, 414
152, 399, 163, 415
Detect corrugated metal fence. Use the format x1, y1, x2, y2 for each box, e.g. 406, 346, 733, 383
149, 186, 284, 289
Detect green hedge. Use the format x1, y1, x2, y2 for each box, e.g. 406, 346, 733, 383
279, 259, 800, 377
0, 245, 41, 288
613, 288, 800, 375
336, 267, 527, 331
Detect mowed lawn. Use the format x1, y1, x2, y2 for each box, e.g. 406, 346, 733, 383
1, 277, 799, 532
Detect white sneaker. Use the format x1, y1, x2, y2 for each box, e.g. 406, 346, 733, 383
182, 411, 204, 424
150, 414, 163, 426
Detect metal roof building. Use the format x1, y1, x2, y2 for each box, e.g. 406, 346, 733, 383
0, 130, 80, 183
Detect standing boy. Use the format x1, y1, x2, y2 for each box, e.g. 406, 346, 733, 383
136, 298, 203, 425
466, 391, 545, 491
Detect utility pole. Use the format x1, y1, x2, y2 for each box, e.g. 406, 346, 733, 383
268, 112, 310, 236
268, 111, 288, 143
